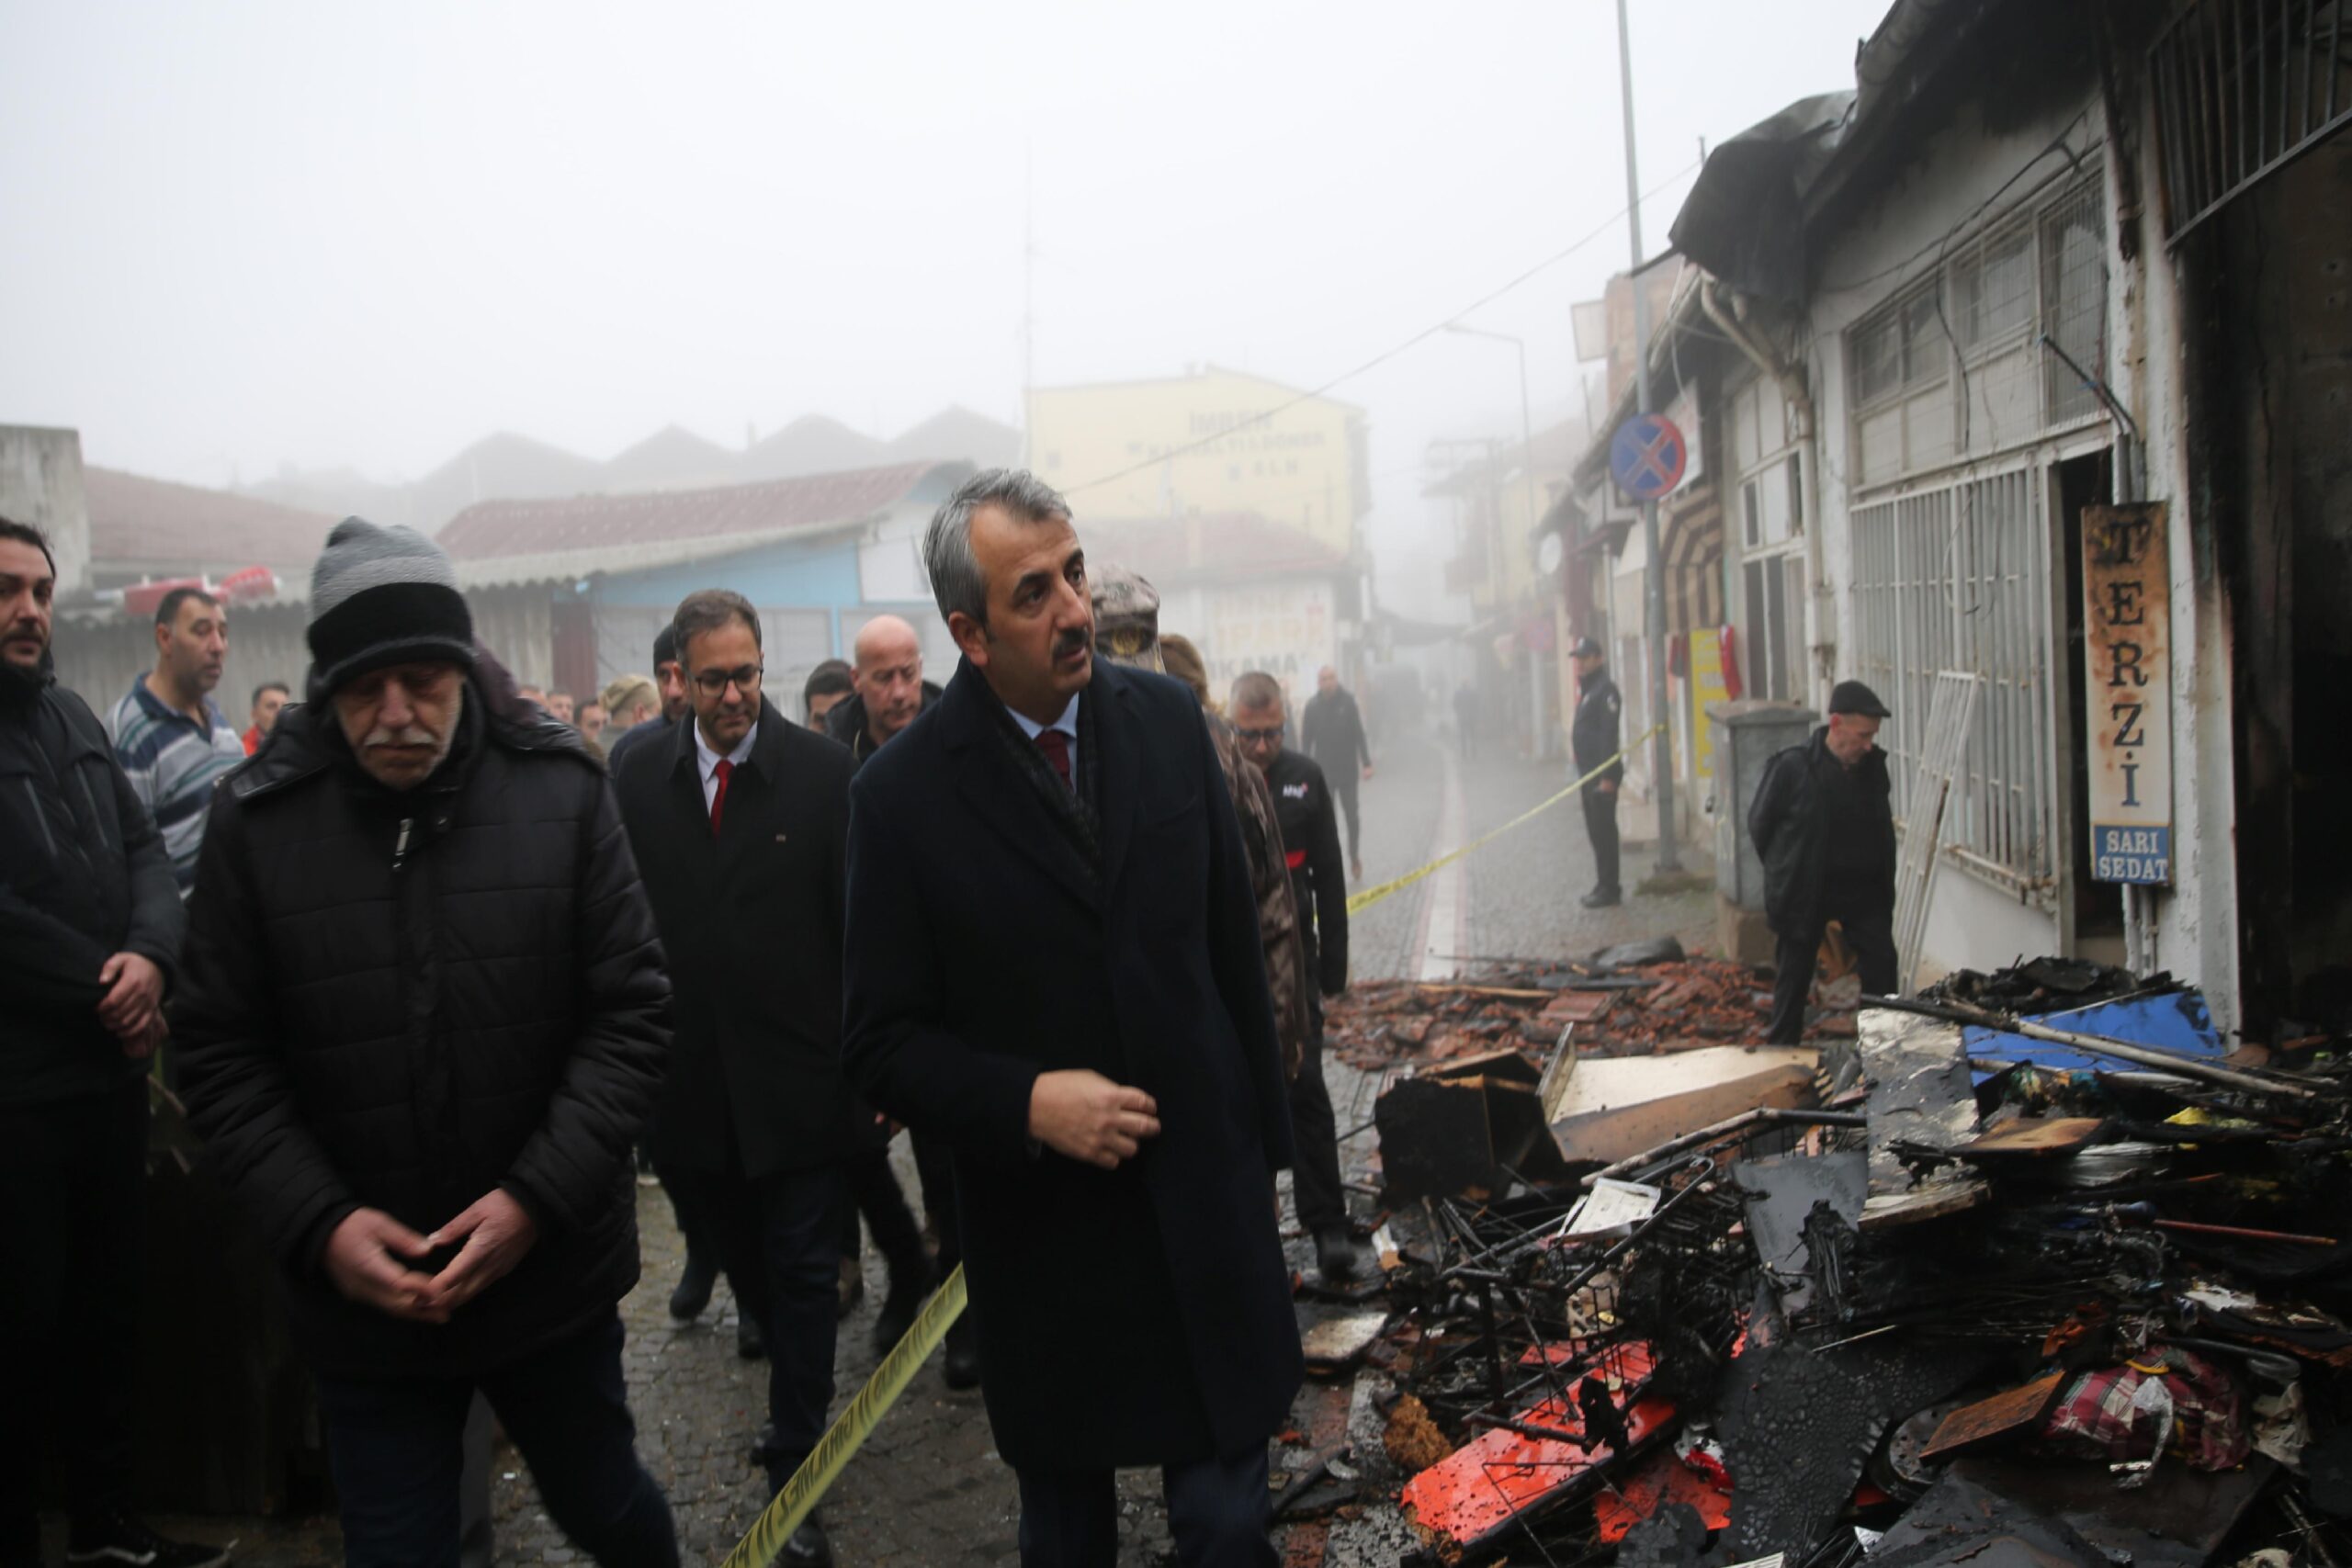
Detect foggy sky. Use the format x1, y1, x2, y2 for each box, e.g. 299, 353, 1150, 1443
1, 1, 1890, 616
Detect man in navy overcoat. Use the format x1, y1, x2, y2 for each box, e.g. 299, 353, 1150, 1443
842, 468, 1302, 1567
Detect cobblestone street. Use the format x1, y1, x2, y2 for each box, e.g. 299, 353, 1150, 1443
131, 729, 1717, 1568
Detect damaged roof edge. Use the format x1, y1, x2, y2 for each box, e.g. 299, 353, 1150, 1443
1664, 0, 2008, 307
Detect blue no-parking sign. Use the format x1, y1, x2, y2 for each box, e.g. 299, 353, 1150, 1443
1611, 413, 1688, 502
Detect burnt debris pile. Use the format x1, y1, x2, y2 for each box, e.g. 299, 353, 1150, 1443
1357, 964, 2352, 1568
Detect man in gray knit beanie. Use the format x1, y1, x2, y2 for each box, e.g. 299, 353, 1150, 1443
308, 517, 477, 699
174, 517, 681, 1565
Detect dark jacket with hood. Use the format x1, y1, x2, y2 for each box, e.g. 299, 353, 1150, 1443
170, 653, 670, 1379
0, 649, 185, 1108
1747, 725, 1896, 936
824, 678, 944, 768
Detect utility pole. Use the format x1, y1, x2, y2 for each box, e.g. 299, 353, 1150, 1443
1616, 0, 1681, 873
1020, 143, 1035, 466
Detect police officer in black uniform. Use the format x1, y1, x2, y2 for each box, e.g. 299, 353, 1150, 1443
1568, 637, 1624, 908
1228, 670, 1356, 1283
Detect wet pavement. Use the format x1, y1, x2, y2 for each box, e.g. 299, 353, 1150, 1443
111, 730, 1716, 1568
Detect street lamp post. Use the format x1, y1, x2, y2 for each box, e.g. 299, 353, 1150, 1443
1616, 0, 1682, 873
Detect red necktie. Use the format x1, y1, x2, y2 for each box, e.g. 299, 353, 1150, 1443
1035, 728, 1072, 793
710, 757, 733, 837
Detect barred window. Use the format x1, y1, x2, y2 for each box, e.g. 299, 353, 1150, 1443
1846, 168, 2106, 490
1850, 469, 2057, 900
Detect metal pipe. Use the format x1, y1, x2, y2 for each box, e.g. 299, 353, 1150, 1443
1863, 994, 2324, 1100
1703, 280, 1830, 699
1615, 0, 1680, 873
1579, 1109, 1867, 1189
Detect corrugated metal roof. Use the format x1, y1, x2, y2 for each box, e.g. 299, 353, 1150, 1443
437, 460, 968, 562
85, 465, 337, 573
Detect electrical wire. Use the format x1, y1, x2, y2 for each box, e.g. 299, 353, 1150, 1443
1811, 112, 2098, 298
1058, 154, 1708, 499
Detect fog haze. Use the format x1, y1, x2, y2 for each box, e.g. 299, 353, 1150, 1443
1, 0, 1890, 613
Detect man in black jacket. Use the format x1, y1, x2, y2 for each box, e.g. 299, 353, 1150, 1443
844, 469, 1301, 1567
823, 614, 965, 1383
1748, 681, 1899, 1044
607, 624, 757, 1352
1568, 637, 1625, 908
612, 590, 856, 1568
173, 519, 677, 1568
1230, 671, 1356, 1284
824, 613, 941, 766
1299, 665, 1373, 881
1, 520, 225, 1568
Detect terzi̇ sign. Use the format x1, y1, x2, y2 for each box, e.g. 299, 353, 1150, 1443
2082, 503, 2173, 886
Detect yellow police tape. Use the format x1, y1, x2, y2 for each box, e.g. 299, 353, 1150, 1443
1343, 722, 1666, 918
718, 1264, 968, 1568
718, 722, 1663, 1563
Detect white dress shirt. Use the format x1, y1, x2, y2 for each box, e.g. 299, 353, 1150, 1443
694, 719, 758, 816
1005, 691, 1082, 794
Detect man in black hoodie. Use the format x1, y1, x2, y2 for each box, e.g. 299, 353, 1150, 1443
1, 519, 223, 1568
173, 519, 677, 1568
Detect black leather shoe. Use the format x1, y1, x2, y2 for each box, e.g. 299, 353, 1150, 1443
737, 1311, 767, 1360
1580, 888, 1623, 908
749, 1420, 783, 1467
871, 1283, 922, 1357
66, 1510, 229, 1568
1314, 1225, 1361, 1282
779, 1510, 831, 1567
943, 1315, 981, 1391
668, 1250, 716, 1322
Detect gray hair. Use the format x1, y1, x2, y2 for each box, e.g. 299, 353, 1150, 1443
672, 589, 762, 658
1229, 671, 1283, 714
922, 468, 1072, 627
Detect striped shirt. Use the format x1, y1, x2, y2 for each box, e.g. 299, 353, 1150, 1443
107, 674, 246, 897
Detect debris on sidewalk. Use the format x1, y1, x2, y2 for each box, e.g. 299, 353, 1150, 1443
1327, 943, 1804, 1077
1374, 1050, 1575, 1202
1350, 955, 2352, 1568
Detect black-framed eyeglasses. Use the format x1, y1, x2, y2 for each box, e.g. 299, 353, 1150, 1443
693, 663, 763, 696
1234, 726, 1283, 745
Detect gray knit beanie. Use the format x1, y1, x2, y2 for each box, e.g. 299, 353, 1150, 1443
307, 517, 477, 694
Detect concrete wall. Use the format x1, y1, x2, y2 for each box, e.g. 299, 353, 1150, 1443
50, 601, 311, 733
2120, 75, 2242, 1034
0, 425, 91, 595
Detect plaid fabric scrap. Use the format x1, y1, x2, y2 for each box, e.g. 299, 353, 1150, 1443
2040, 1347, 2250, 1471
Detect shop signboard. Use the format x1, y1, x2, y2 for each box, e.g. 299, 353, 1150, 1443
2082, 502, 2173, 885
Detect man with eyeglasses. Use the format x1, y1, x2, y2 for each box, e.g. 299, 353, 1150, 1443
1227, 671, 1356, 1284
611, 589, 856, 1568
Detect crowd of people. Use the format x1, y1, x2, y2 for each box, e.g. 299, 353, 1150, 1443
0, 468, 1386, 1568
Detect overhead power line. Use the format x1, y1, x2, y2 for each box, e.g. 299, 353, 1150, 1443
1060, 153, 1707, 498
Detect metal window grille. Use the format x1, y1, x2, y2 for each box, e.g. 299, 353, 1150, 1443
2152, 0, 2352, 243
1848, 172, 2105, 487
1850, 471, 2058, 900
2040, 183, 2109, 424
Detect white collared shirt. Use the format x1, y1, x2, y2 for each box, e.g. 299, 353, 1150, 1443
1005, 691, 1081, 794
694, 719, 758, 816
